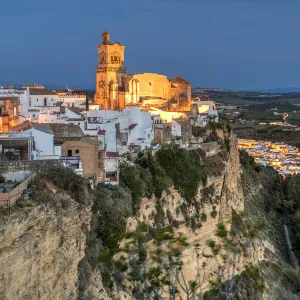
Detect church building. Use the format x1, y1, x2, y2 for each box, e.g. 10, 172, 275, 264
94, 32, 191, 111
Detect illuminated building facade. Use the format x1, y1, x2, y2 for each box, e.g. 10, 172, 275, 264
94, 31, 191, 110
0, 97, 19, 132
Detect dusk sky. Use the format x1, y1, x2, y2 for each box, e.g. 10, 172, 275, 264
1, 0, 300, 90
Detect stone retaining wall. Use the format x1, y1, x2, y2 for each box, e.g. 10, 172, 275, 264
0, 160, 62, 174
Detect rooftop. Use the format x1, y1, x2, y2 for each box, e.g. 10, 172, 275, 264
106, 151, 119, 158
38, 123, 84, 138
22, 88, 57, 95
65, 106, 82, 115
21, 83, 45, 89
170, 76, 191, 85
10, 121, 54, 135
31, 123, 54, 135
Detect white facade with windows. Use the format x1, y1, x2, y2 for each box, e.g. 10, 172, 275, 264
81, 107, 154, 152
171, 120, 181, 137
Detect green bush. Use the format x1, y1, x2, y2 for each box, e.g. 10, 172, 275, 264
0, 175, 5, 183
94, 184, 132, 251
40, 166, 88, 204
208, 240, 216, 248
216, 223, 228, 238
121, 146, 207, 210
120, 163, 146, 213
156, 144, 206, 203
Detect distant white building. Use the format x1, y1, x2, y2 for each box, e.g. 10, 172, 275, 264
119, 107, 154, 151
4, 122, 57, 160
192, 101, 219, 121
171, 120, 181, 137
27, 123, 56, 159
58, 88, 86, 108
82, 107, 154, 153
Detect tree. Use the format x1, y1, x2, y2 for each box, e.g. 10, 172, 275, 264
99, 217, 261, 300
100, 223, 207, 299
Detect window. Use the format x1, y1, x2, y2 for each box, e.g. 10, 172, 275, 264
75, 150, 79, 154
68, 150, 72, 156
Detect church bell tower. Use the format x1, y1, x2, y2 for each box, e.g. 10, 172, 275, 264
94, 31, 125, 110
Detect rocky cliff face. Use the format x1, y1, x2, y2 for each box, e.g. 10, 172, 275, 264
1, 131, 298, 300
0, 191, 91, 300
124, 132, 248, 289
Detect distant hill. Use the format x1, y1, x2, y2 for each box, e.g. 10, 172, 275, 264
246, 87, 300, 94
193, 87, 240, 92
194, 86, 300, 94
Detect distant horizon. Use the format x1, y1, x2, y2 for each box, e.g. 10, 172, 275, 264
2, 82, 300, 94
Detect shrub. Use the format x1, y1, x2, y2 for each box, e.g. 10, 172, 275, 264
94, 184, 132, 251
0, 175, 5, 183
216, 223, 228, 238
156, 145, 206, 203
210, 210, 218, 219
120, 163, 146, 213
208, 240, 216, 248
41, 166, 88, 204
201, 212, 208, 222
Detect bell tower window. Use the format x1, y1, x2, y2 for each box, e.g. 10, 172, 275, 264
111, 56, 120, 64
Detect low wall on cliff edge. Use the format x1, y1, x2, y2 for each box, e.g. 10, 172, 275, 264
0, 160, 63, 174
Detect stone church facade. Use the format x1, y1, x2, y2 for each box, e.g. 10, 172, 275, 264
94, 32, 191, 110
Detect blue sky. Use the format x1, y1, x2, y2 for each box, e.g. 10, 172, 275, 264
1, 0, 300, 90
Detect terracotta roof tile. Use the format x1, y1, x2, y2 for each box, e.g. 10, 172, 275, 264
129, 123, 137, 130
106, 152, 119, 158
98, 129, 106, 135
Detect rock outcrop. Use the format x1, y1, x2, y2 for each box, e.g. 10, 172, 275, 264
0, 197, 91, 300
0, 130, 298, 300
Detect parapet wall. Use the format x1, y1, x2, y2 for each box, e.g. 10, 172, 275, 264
0, 160, 62, 174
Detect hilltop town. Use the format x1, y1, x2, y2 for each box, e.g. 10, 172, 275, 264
0, 31, 218, 188
2, 32, 300, 300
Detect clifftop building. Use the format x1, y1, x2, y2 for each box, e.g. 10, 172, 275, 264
94, 31, 126, 110
94, 31, 191, 111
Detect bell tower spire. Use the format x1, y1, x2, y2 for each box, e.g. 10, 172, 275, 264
102, 31, 110, 44
94, 31, 126, 110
